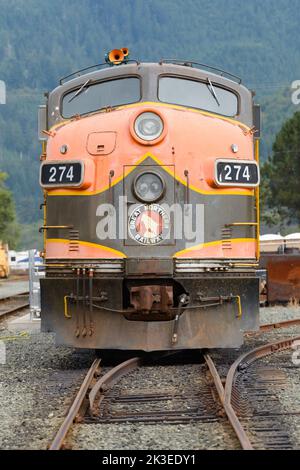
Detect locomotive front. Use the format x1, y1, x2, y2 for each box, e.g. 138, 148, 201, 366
39, 51, 260, 351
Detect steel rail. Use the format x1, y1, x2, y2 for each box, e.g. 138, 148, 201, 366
259, 318, 300, 331
49, 338, 300, 451
0, 291, 29, 302
224, 335, 300, 449
204, 354, 253, 450
49, 358, 101, 450
245, 318, 300, 337
89, 357, 142, 413
0, 302, 29, 318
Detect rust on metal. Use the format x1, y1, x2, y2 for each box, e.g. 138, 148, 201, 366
260, 318, 300, 331
89, 357, 142, 415
204, 354, 253, 450
0, 302, 29, 319
204, 354, 225, 403
224, 334, 300, 449
128, 285, 173, 320
87, 353, 222, 425
49, 358, 101, 450
260, 254, 300, 304
125, 258, 173, 276
245, 317, 300, 337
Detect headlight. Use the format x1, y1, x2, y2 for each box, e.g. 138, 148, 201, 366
133, 172, 165, 202
134, 112, 164, 141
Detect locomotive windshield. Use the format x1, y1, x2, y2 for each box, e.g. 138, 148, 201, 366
159, 77, 238, 117
62, 77, 141, 118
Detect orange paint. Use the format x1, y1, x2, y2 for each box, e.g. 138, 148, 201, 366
46, 239, 126, 259
44, 101, 257, 261
175, 239, 255, 258
45, 103, 255, 196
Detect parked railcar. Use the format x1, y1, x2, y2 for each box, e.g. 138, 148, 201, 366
260, 233, 300, 304
38, 49, 261, 350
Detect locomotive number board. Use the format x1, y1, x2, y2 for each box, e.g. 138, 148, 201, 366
215, 159, 259, 187
40, 161, 83, 187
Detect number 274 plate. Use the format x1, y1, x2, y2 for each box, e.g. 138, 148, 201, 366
40, 161, 84, 187
215, 159, 259, 187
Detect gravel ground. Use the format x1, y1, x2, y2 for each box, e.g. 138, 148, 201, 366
72, 422, 238, 450
0, 324, 94, 450
72, 363, 240, 450
260, 305, 300, 325
0, 305, 299, 450
256, 347, 300, 449
233, 348, 300, 450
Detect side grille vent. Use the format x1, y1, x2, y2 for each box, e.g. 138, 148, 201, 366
68, 230, 79, 252
221, 227, 232, 250
45, 259, 124, 277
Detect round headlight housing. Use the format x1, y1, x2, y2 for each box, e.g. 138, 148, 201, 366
134, 112, 164, 141
133, 172, 165, 202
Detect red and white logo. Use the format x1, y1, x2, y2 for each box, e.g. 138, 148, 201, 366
128, 204, 170, 244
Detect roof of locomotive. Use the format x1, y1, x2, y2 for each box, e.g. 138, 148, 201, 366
47, 61, 254, 128
59, 59, 242, 85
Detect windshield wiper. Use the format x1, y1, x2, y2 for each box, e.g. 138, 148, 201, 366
68, 79, 92, 103
206, 78, 220, 106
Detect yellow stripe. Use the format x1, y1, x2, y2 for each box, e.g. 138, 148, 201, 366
173, 238, 255, 257
255, 139, 260, 259
47, 237, 255, 259
47, 152, 254, 197
49, 101, 250, 133
46, 238, 127, 258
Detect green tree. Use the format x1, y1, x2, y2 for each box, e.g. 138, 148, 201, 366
0, 171, 19, 248
2, 0, 300, 245
261, 111, 300, 226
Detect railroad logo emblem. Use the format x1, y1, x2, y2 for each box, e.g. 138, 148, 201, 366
128, 204, 170, 244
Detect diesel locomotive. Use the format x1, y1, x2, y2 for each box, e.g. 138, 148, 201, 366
38, 49, 261, 351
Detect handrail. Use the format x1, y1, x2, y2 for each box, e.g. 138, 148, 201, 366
59, 60, 140, 84
59, 59, 242, 85
159, 59, 242, 84
39, 225, 73, 233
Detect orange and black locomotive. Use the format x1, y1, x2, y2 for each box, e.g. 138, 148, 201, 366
38, 49, 261, 351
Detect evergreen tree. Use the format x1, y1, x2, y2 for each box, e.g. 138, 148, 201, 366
0, 171, 19, 248
261, 111, 300, 225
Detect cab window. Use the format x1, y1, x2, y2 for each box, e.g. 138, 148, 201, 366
62, 77, 141, 118
158, 76, 238, 117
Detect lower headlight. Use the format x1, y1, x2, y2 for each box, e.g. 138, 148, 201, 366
134, 112, 164, 141
134, 172, 165, 202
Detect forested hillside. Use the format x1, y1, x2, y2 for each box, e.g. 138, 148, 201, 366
0, 0, 300, 247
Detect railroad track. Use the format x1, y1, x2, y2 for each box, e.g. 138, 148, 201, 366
226, 335, 300, 449
243, 317, 300, 337
49, 354, 230, 450
49, 332, 300, 450
259, 318, 300, 332
0, 293, 30, 319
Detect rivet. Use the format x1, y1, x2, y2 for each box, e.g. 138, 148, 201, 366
60, 144, 68, 154
231, 144, 239, 153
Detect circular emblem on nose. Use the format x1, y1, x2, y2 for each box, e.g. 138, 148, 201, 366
128, 204, 170, 245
